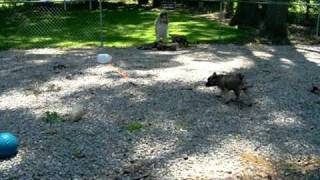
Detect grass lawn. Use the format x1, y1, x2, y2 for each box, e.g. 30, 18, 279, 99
0, 6, 253, 50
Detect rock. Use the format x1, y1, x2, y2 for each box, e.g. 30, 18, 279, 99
46, 128, 58, 135
183, 154, 188, 160
66, 74, 73, 80
67, 104, 86, 122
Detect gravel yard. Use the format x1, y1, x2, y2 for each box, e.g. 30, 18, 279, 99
0, 44, 320, 179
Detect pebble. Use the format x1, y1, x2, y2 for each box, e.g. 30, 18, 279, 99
183, 154, 189, 160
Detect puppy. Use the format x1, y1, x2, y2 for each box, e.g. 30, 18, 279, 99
206, 72, 250, 103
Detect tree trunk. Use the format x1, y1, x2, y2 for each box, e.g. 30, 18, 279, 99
230, 0, 260, 27
152, 0, 161, 8
225, 2, 234, 18
138, 0, 148, 6
305, 0, 310, 21
304, 0, 311, 25
263, 0, 289, 40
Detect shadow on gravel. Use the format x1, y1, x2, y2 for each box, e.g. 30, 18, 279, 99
0, 45, 319, 179
0, 47, 187, 94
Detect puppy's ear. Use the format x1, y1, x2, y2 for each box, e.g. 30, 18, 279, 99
212, 72, 217, 77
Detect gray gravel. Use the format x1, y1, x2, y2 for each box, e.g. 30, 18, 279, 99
0, 44, 320, 179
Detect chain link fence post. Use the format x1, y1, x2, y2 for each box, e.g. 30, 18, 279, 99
317, 12, 320, 36
99, 0, 104, 47
316, 1, 320, 36
219, 0, 225, 42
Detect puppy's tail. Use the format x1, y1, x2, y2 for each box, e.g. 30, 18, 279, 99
242, 85, 253, 91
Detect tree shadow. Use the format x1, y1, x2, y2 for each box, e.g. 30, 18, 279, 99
1, 44, 320, 179
0, 47, 186, 94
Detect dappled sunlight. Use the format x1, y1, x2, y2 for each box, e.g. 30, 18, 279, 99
165, 138, 267, 179
83, 64, 115, 75
0, 88, 74, 117
132, 139, 178, 159
142, 50, 189, 56
251, 50, 274, 60
29, 37, 53, 43
0, 90, 37, 110
267, 111, 304, 128
0, 7, 252, 49
0, 62, 128, 116
1, 44, 319, 178
0, 149, 26, 173
24, 48, 66, 55
25, 59, 51, 65
193, 13, 221, 20
161, 133, 319, 178
280, 58, 296, 66
295, 46, 320, 66
239, 152, 320, 178
152, 52, 254, 82
54, 41, 100, 48
280, 58, 296, 69
216, 51, 234, 55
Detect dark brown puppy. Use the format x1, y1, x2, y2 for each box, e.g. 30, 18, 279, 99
171, 35, 189, 47
206, 72, 248, 101
156, 41, 177, 51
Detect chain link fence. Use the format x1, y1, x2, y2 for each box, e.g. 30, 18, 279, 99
1, 0, 320, 49
0, 0, 102, 49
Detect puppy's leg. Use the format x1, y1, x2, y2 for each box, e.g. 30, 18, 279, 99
226, 89, 242, 105
241, 88, 253, 107
234, 89, 240, 101
223, 90, 234, 104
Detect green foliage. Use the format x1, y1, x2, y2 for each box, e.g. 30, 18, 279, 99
174, 121, 188, 131
43, 111, 63, 124
127, 121, 144, 133
72, 148, 86, 158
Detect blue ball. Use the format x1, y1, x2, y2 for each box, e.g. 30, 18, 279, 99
0, 132, 19, 158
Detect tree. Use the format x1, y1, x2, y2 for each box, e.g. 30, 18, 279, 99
304, 0, 312, 25
230, 0, 289, 40
263, 0, 289, 39
152, 0, 162, 8
225, 1, 234, 18
138, 0, 148, 6
229, 0, 260, 27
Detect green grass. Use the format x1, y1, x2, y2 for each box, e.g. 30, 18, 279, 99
0, 6, 253, 50
43, 111, 64, 124
127, 121, 144, 133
